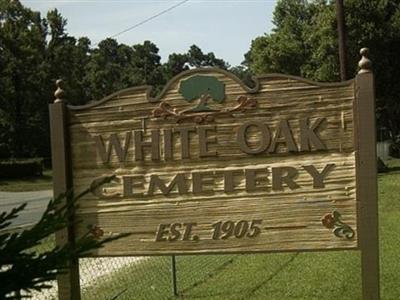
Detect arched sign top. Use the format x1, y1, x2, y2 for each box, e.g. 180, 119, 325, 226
67, 68, 354, 111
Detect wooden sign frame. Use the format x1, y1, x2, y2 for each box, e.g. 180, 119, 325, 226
49, 49, 379, 300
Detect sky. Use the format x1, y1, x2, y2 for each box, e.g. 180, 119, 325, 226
20, 0, 277, 66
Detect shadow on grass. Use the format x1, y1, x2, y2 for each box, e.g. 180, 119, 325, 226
0, 170, 53, 191
244, 253, 299, 298
176, 253, 300, 300
0, 176, 48, 187
379, 166, 400, 178
1, 172, 52, 182
387, 166, 400, 173
173, 258, 236, 299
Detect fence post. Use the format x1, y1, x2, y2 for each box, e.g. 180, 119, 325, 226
49, 80, 81, 300
171, 255, 178, 297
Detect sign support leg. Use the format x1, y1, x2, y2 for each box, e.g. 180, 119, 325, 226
50, 100, 81, 300
355, 49, 380, 300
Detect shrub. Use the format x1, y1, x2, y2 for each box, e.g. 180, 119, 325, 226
390, 137, 400, 158
0, 159, 44, 178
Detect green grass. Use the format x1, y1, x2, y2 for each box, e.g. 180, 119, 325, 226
0, 169, 52, 192
82, 159, 400, 300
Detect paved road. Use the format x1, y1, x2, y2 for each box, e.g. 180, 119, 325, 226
0, 190, 52, 228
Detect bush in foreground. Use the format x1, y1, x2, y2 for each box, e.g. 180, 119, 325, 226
0, 176, 128, 299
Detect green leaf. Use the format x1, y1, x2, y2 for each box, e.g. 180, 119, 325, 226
333, 227, 342, 238
333, 210, 341, 221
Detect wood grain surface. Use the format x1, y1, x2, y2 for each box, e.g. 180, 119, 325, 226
66, 70, 358, 256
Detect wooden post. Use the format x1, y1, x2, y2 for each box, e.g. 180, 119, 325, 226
355, 48, 380, 300
49, 80, 81, 300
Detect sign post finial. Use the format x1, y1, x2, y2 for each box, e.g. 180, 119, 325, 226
54, 79, 65, 103
358, 48, 372, 74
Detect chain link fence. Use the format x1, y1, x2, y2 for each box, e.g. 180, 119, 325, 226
27, 235, 305, 300
81, 254, 237, 300
30, 236, 240, 300
4, 208, 282, 300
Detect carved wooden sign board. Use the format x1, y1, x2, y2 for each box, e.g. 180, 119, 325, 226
50, 49, 379, 300
59, 69, 364, 256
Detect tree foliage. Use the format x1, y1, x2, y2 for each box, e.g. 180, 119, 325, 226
0, 0, 229, 160
163, 44, 230, 79
247, 0, 400, 140
0, 0, 48, 158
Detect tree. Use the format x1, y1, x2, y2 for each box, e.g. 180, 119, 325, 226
229, 65, 256, 88
179, 75, 225, 112
131, 40, 164, 87
0, 0, 48, 158
187, 45, 230, 69
163, 45, 230, 81
85, 38, 129, 101
71, 37, 92, 104
0, 3, 96, 159
85, 39, 165, 100
0, 177, 128, 298
247, 0, 400, 141
0, 1, 234, 159
46, 9, 92, 106
246, 0, 312, 76
163, 53, 190, 79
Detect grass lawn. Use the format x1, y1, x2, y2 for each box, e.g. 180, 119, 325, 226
0, 169, 53, 192
81, 159, 400, 300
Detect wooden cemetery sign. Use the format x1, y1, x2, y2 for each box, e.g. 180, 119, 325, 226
50, 49, 379, 299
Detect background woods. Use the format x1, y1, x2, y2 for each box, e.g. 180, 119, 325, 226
1, 0, 400, 160
246, 0, 400, 145
0, 0, 230, 160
